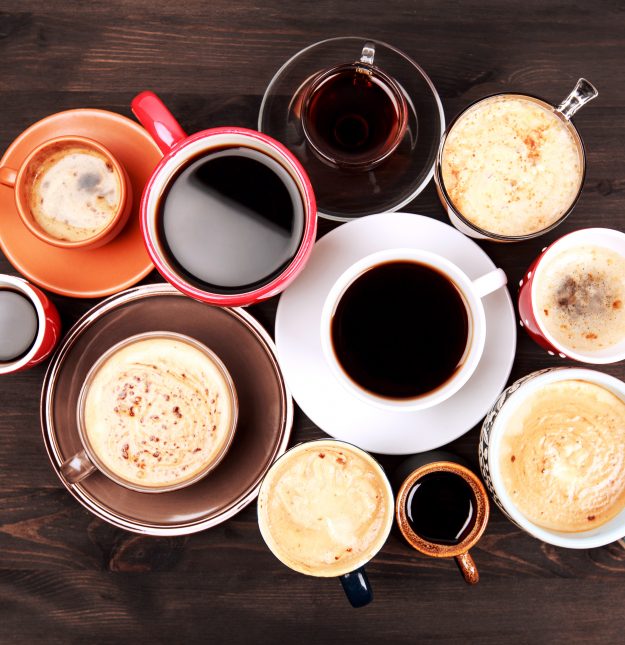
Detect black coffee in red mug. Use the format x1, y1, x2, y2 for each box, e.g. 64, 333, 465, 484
301, 42, 407, 170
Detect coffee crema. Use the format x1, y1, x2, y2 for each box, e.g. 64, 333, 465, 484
499, 380, 625, 532
535, 245, 625, 353
441, 95, 583, 237
0, 290, 38, 361
27, 145, 121, 241
258, 441, 392, 576
83, 337, 234, 488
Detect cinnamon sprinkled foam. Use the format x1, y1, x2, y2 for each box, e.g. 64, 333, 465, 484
442, 95, 583, 237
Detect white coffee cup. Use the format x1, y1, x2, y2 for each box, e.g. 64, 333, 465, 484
480, 367, 625, 549
320, 248, 507, 412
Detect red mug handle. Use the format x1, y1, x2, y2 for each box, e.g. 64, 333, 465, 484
131, 91, 187, 154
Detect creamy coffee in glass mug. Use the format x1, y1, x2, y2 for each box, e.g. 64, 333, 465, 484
62, 332, 238, 492
436, 79, 598, 241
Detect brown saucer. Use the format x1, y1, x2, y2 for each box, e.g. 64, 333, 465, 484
41, 284, 293, 535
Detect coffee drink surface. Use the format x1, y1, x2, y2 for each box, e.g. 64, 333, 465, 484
0, 290, 38, 361
27, 145, 121, 241
442, 95, 583, 237
258, 441, 392, 576
535, 245, 625, 353
499, 380, 625, 532
83, 337, 234, 488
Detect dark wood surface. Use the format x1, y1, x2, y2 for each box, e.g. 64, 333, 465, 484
1, 1, 625, 643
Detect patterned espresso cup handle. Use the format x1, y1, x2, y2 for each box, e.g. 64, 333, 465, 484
455, 551, 479, 585
339, 566, 373, 608
61, 450, 97, 485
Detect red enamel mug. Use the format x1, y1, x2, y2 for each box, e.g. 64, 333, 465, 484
518, 227, 625, 363
131, 91, 317, 307
0, 274, 61, 374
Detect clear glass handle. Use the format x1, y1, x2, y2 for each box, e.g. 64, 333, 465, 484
556, 78, 598, 120
359, 42, 375, 66
61, 449, 97, 484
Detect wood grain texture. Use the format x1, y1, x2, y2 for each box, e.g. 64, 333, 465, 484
0, 0, 625, 643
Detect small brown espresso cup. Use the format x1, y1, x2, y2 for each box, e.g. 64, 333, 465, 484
0, 135, 132, 250
394, 451, 489, 584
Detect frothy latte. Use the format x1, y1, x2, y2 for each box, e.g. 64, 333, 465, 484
536, 245, 625, 353
27, 144, 121, 242
442, 95, 583, 237
258, 441, 393, 576
499, 380, 625, 532
83, 336, 235, 489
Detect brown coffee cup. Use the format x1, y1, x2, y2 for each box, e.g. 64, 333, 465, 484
395, 456, 489, 584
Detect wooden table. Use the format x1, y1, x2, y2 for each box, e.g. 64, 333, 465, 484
1, 1, 624, 642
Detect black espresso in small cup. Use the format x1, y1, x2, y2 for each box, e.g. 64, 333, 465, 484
331, 261, 469, 398
0, 289, 39, 361
301, 42, 407, 169
158, 147, 305, 295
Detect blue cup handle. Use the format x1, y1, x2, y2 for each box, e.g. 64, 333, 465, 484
339, 566, 372, 608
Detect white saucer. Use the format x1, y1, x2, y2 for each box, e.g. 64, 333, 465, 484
275, 212, 517, 454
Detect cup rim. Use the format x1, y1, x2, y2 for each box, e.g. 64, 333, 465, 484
434, 91, 587, 242
300, 61, 408, 170
14, 135, 131, 249
257, 437, 395, 578
140, 126, 317, 307
395, 460, 490, 558
0, 275, 47, 374
75, 330, 239, 494
319, 247, 485, 412
528, 227, 625, 363
485, 367, 625, 548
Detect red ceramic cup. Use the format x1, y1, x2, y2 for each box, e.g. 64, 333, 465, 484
518, 227, 625, 363
131, 91, 317, 307
0, 274, 61, 374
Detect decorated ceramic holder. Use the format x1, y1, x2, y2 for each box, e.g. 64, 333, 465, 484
434, 78, 598, 242
393, 451, 489, 585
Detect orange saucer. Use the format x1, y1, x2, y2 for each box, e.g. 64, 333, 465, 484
0, 109, 162, 297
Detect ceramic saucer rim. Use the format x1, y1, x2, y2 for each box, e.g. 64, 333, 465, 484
274, 212, 517, 454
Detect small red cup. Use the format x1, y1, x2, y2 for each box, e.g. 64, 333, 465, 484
518, 227, 625, 363
0, 274, 61, 374
131, 91, 317, 307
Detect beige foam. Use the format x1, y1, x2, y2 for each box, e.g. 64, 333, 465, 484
84, 337, 233, 488
442, 95, 582, 237
536, 245, 625, 352
28, 146, 121, 241
500, 380, 625, 532
258, 441, 392, 576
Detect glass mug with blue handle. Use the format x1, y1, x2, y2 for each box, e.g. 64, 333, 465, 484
257, 439, 394, 607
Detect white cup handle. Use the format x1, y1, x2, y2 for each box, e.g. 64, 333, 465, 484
471, 268, 507, 298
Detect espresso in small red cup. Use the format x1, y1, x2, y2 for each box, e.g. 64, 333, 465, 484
518, 228, 625, 363
131, 91, 317, 307
0, 274, 61, 374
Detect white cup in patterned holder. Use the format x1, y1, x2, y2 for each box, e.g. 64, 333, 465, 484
479, 367, 625, 549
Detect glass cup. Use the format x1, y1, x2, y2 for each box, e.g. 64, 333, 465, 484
435, 78, 598, 242
300, 42, 408, 170
60, 331, 238, 493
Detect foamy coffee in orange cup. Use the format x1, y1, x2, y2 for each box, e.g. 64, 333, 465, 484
0, 135, 132, 249
61, 331, 238, 493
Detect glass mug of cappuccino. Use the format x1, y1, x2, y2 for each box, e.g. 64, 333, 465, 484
257, 439, 394, 608
320, 248, 507, 411
480, 367, 625, 548
299, 41, 408, 170
61, 331, 238, 493
435, 78, 598, 241
518, 227, 625, 363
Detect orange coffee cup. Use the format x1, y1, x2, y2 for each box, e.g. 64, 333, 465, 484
0, 135, 132, 250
